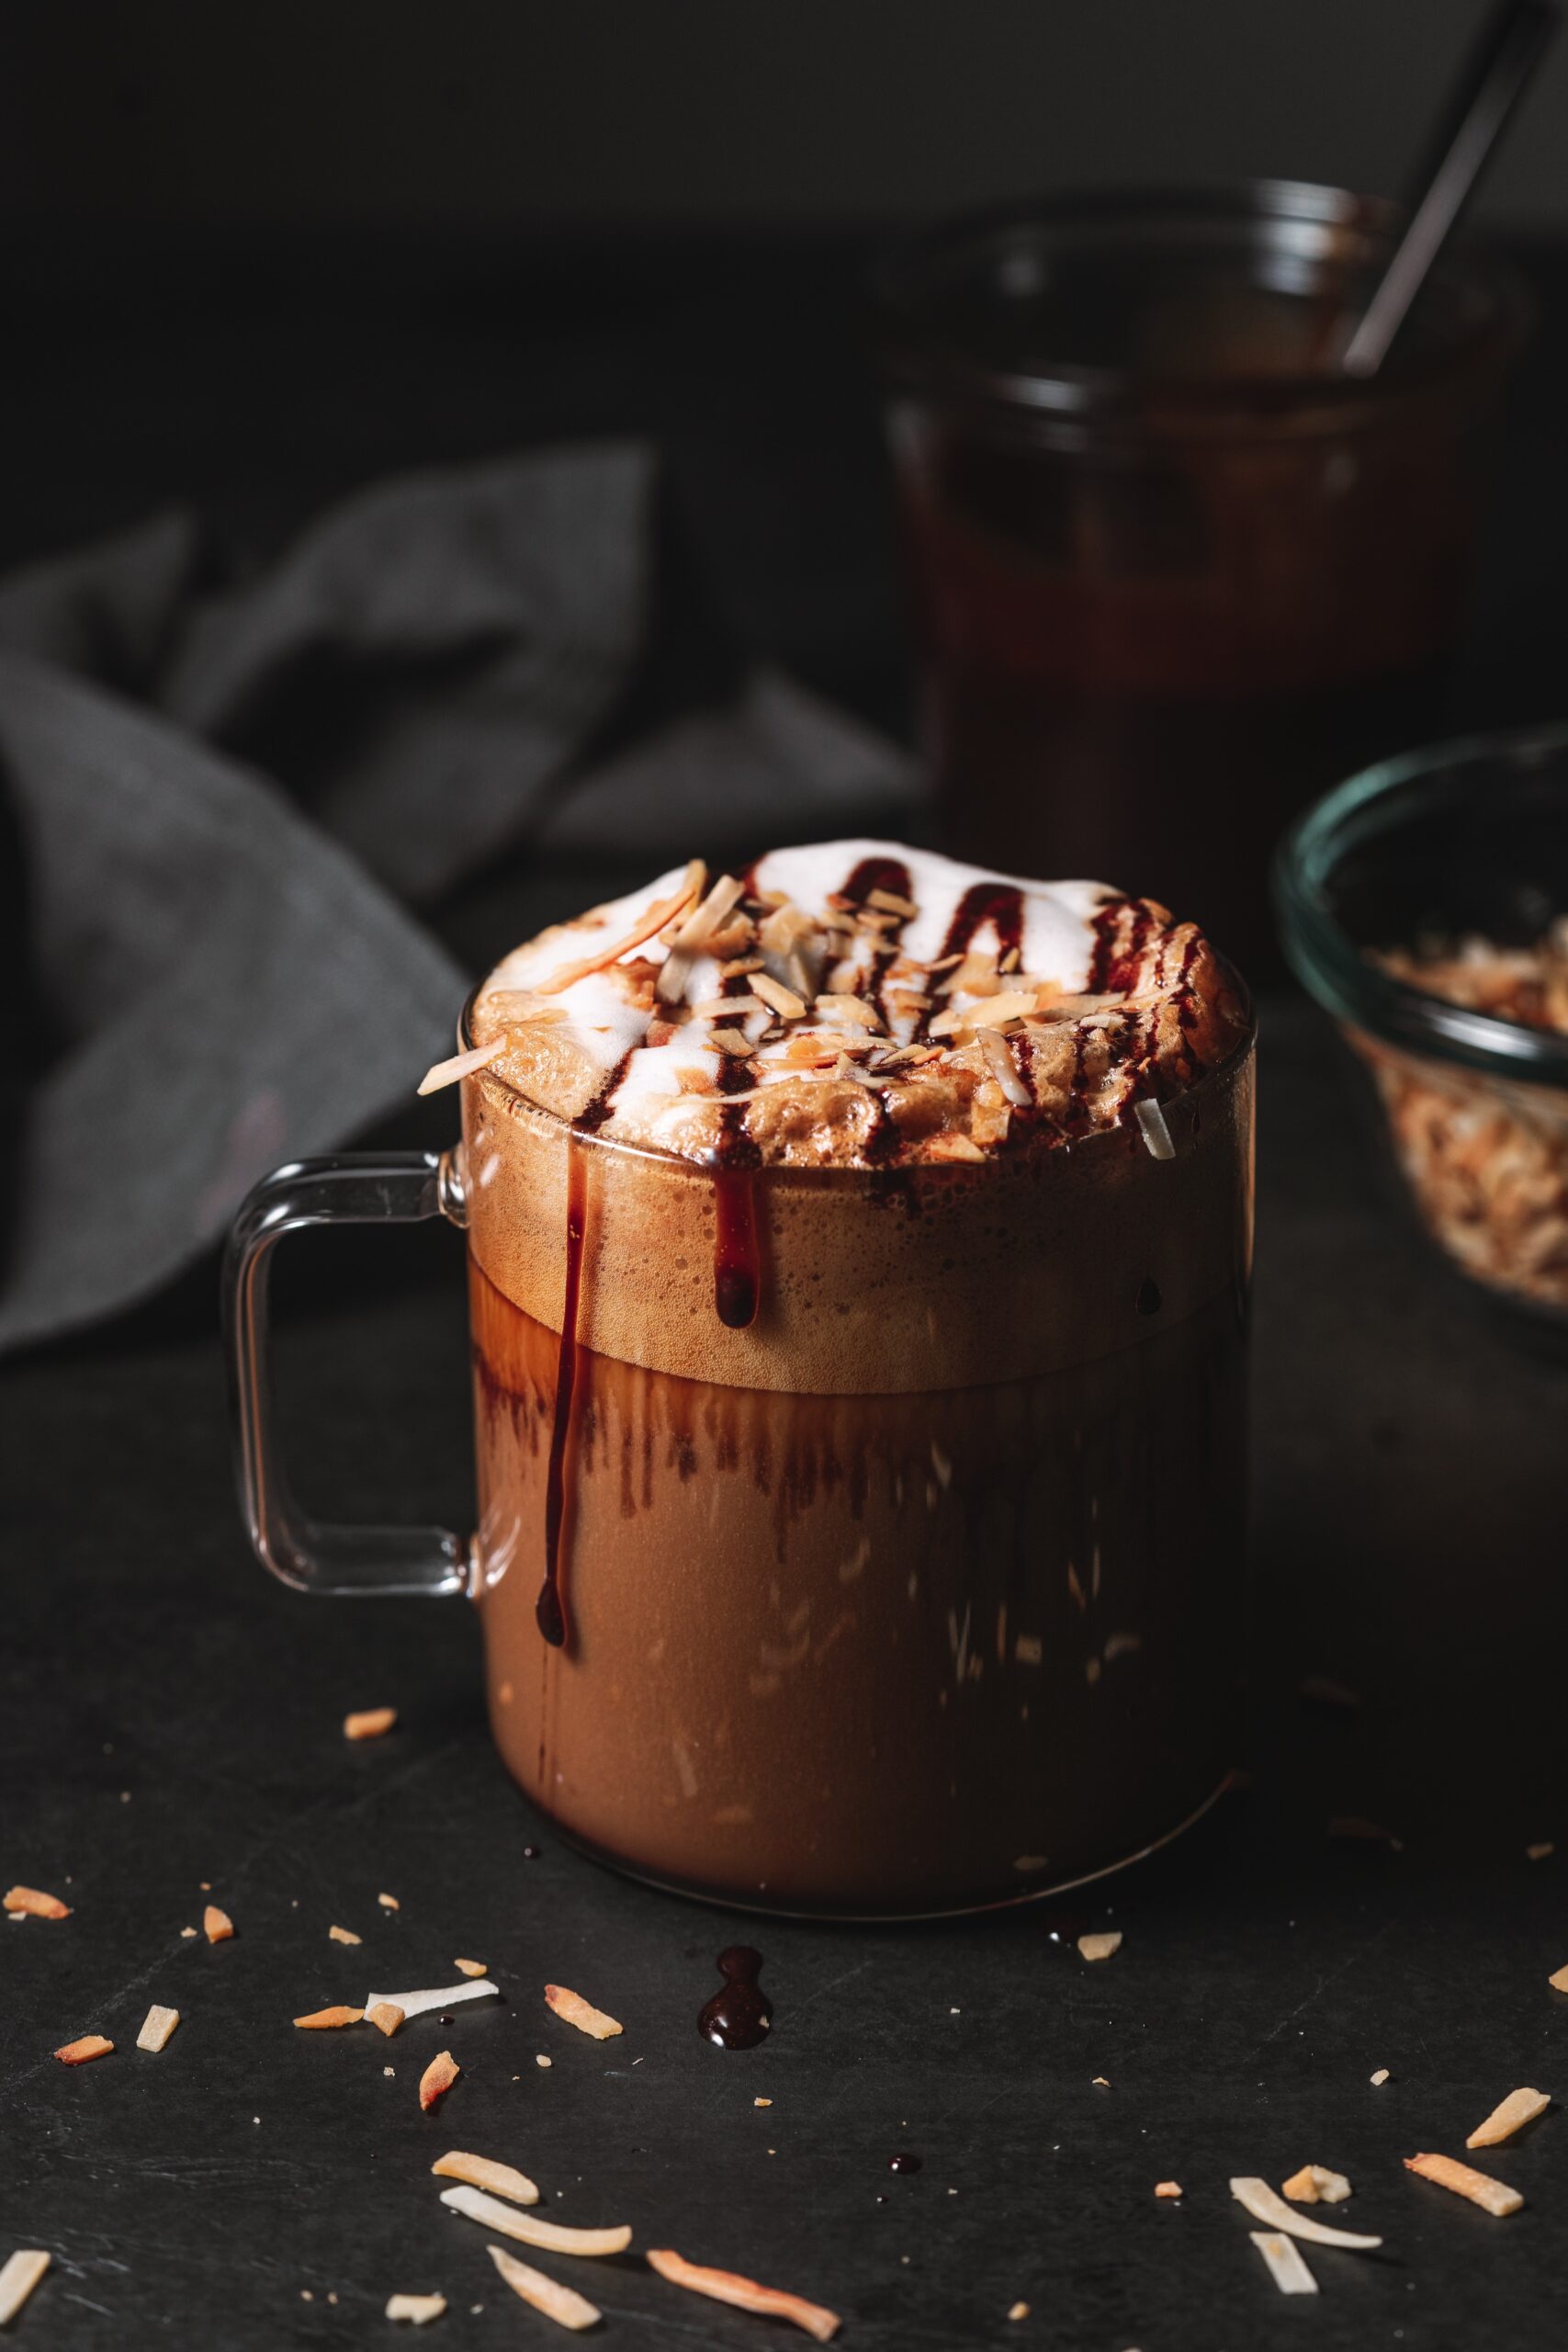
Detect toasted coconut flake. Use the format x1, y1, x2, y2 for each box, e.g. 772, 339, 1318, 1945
923, 1133, 987, 1164
367, 2003, 406, 2038
536, 2054, 551, 2068
0, 2252, 51, 2326
1250, 2232, 1317, 2295
1299, 1673, 1361, 1711
694, 994, 769, 1020
344, 1707, 398, 1741
751, 971, 807, 1021
1154, 2180, 1182, 2199
137, 2004, 180, 2052
378, 1892, 400, 1909
1228, 2178, 1382, 2248
487, 2245, 602, 2333
1007, 2301, 1030, 2322
329, 1926, 362, 1946
203, 1905, 233, 1943
646, 2249, 840, 2342
1404, 2151, 1523, 2214
54, 2035, 113, 2065
1466, 2088, 1550, 2149
668, 869, 739, 955
1551, 1963, 1568, 1993
1527, 1840, 1554, 1860
385, 2293, 447, 2325
544, 1984, 622, 2040
1328, 1814, 1404, 1849
419, 2051, 460, 2111
978, 1027, 1032, 1106
813, 994, 882, 1029
1371, 2068, 1391, 2085
294, 2006, 365, 2030
4, 1885, 70, 1919
367, 1979, 498, 2021
1134, 1097, 1176, 1161
433, 2151, 541, 2206
866, 887, 918, 918
180, 1926, 197, 1939
655, 944, 695, 1006
439, 2184, 631, 2256
418, 1040, 507, 1096
538, 865, 704, 995
1077, 1931, 1122, 1962
1281, 2165, 1351, 2204
707, 1027, 755, 1057
453, 1959, 487, 1979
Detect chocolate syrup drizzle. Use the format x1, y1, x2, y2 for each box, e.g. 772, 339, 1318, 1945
698, 1945, 773, 2049
535, 1136, 588, 1649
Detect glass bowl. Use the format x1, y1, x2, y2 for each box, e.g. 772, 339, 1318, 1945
1274, 727, 1568, 1338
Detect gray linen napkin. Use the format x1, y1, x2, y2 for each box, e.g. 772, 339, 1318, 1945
0, 444, 916, 1355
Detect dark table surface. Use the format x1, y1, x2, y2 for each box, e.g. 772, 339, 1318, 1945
5, 230, 1568, 2351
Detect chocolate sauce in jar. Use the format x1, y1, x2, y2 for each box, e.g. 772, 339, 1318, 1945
698, 1946, 773, 2049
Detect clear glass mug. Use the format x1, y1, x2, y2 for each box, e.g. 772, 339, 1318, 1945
225, 991, 1256, 1918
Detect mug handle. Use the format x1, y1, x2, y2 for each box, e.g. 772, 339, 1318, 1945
223, 1150, 472, 1599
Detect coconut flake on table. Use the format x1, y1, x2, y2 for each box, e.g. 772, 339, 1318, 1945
367, 1979, 499, 2020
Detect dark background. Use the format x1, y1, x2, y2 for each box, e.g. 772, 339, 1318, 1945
6, 7, 1568, 2349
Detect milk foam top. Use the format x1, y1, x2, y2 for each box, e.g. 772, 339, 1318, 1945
456, 841, 1244, 1170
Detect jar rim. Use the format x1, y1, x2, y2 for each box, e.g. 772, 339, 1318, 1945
1273, 724, 1568, 1091
875, 179, 1529, 440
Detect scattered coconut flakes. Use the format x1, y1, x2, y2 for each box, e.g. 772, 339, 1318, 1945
203, 1905, 234, 1943
1154, 2181, 1182, 2199
136, 2005, 180, 2052
1228, 2178, 1382, 2248
752, 971, 807, 1021
1466, 2088, 1550, 2149
1007, 2301, 1030, 2323
486, 2244, 601, 2334
754, 2098, 773, 2109
294, 2006, 366, 2030
180, 1926, 197, 1939
420, 2052, 460, 2111
418, 1039, 507, 1096
646, 2249, 840, 2343
329, 1926, 362, 1946
1550, 1964, 1568, 1993
432, 2152, 540, 2206
537, 864, 705, 995
1404, 2151, 1523, 2215
54, 2035, 113, 2065
0, 2251, 51, 2326
1250, 2232, 1317, 2295
367, 1979, 499, 2021
1281, 2165, 1351, 2204
1371, 2068, 1391, 2085
378, 1893, 400, 1909
385, 2293, 447, 2325
536, 2054, 551, 2068
439, 2185, 630, 2256
1527, 1841, 1554, 1860
452, 1958, 487, 1979
544, 1984, 622, 2040
1134, 1097, 1176, 1161
367, 2003, 405, 2038
1328, 1814, 1404, 1849
3, 1885, 70, 1919
344, 1707, 398, 1741
1077, 1931, 1122, 1962
1091, 2076, 1111, 2087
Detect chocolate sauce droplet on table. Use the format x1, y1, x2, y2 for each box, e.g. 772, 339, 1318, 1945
887, 2152, 923, 2174
1135, 1276, 1163, 1317
698, 1946, 773, 2049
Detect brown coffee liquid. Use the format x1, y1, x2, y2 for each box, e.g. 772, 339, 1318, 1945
472, 1257, 1245, 1915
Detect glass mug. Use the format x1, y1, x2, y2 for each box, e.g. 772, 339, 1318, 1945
225, 991, 1256, 1918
